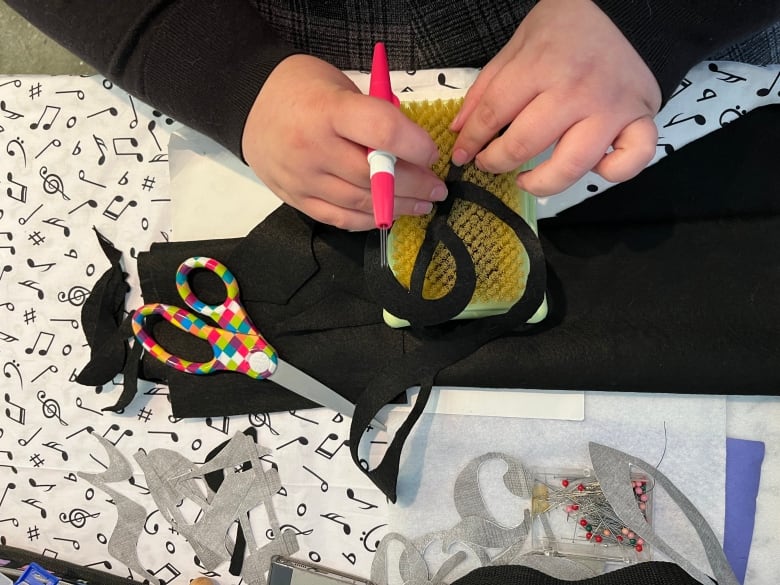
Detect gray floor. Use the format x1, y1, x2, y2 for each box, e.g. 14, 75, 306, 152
0, 3, 94, 74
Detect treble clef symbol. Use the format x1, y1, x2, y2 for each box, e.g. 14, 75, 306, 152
57, 285, 90, 307
37, 390, 68, 425
59, 507, 100, 528
39, 166, 70, 200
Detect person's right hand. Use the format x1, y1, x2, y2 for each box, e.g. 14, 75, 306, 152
242, 54, 447, 230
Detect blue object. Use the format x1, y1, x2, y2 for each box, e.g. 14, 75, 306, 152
724, 437, 766, 584
13, 563, 59, 585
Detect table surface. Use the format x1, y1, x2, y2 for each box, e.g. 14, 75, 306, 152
1, 65, 779, 585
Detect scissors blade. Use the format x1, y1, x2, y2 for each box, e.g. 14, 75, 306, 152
272, 360, 386, 431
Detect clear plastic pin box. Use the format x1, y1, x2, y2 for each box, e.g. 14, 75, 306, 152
530, 467, 653, 567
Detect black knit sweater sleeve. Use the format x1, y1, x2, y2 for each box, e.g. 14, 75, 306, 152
4, 0, 299, 159
593, 0, 780, 101
6, 0, 780, 159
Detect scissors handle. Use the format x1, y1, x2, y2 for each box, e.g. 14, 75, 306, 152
176, 256, 257, 334
131, 303, 278, 378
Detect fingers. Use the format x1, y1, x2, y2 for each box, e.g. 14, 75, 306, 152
515, 116, 618, 196
515, 115, 657, 196
449, 62, 502, 133
473, 93, 577, 174
320, 141, 447, 204
450, 62, 537, 167
594, 115, 657, 183
283, 167, 440, 232
332, 93, 440, 168
300, 195, 376, 231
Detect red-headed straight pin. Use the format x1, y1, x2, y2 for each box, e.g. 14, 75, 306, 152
366, 42, 399, 267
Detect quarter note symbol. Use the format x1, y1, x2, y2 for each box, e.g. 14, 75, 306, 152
87, 106, 118, 119
756, 71, 780, 97
662, 112, 706, 128
277, 436, 308, 450
437, 72, 458, 89
30, 105, 61, 130
148, 120, 162, 150
68, 199, 98, 215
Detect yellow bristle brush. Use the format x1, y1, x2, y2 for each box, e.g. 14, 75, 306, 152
383, 97, 547, 328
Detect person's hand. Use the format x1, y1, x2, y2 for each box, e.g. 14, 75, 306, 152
450, 0, 662, 196
242, 54, 446, 230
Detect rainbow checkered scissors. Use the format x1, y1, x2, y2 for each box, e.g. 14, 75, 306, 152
131, 256, 384, 428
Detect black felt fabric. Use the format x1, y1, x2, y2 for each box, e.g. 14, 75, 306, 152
76, 230, 131, 386
451, 562, 703, 585
133, 105, 780, 412
134, 212, 404, 417
79, 105, 780, 498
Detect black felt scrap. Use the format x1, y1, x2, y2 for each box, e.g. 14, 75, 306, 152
76, 229, 131, 386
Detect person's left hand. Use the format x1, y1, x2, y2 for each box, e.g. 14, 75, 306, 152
449, 0, 662, 196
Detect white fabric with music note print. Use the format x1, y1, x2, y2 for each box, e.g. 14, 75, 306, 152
0, 74, 388, 585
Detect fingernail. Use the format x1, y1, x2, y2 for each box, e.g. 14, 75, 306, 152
413, 201, 434, 215
452, 148, 469, 167
430, 185, 448, 201
429, 149, 441, 167
450, 111, 462, 129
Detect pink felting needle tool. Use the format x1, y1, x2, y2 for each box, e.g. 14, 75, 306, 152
367, 42, 400, 267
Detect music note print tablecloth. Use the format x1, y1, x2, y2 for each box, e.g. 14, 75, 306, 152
0, 74, 389, 585
1, 62, 780, 585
